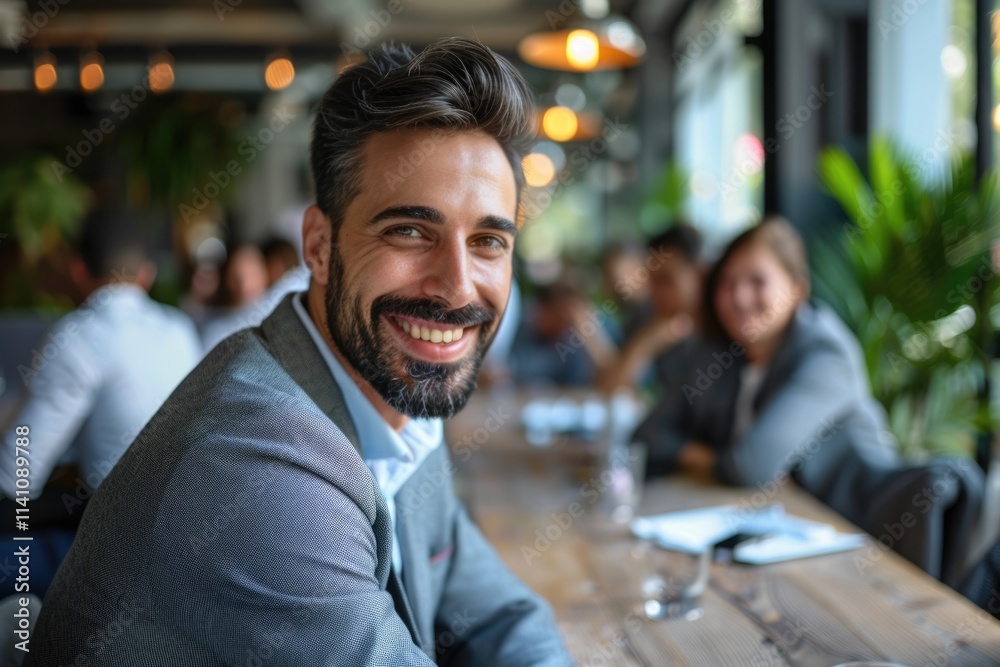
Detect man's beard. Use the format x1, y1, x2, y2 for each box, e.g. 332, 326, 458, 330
324, 253, 496, 419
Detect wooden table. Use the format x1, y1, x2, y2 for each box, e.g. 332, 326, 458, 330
447, 390, 1000, 666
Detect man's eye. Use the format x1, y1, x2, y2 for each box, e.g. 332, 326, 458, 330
389, 226, 422, 238
475, 236, 507, 250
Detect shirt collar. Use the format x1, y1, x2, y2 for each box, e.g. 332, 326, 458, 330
290, 292, 441, 462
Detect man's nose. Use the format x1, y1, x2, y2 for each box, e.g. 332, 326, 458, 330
419, 238, 476, 309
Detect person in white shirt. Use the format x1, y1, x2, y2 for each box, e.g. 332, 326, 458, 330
0, 211, 202, 499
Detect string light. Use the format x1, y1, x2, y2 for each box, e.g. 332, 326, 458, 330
265, 52, 295, 91
149, 51, 175, 94
80, 51, 104, 93
34, 52, 57, 93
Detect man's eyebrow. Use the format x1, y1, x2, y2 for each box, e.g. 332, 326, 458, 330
479, 216, 517, 236
368, 207, 517, 236
368, 206, 445, 225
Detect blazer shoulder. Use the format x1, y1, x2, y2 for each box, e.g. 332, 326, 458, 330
786, 302, 861, 359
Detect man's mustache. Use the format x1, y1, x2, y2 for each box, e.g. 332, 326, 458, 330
372, 295, 496, 329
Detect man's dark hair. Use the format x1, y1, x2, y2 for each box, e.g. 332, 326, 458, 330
75, 210, 148, 279
647, 223, 703, 264
310, 37, 536, 234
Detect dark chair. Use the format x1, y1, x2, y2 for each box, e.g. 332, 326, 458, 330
861, 458, 984, 588
960, 536, 1000, 618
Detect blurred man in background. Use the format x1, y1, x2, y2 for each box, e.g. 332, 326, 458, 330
510, 279, 617, 387
0, 210, 201, 500
597, 223, 704, 393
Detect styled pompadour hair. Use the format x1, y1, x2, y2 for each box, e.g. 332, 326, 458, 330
310, 37, 536, 232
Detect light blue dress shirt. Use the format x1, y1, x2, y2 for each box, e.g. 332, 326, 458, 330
291, 293, 443, 573
0, 283, 202, 498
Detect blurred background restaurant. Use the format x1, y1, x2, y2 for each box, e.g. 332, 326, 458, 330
4, 0, 1000, 649
4, 0, 1000, 450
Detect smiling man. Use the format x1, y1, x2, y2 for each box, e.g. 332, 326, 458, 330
28, 39, 573, 666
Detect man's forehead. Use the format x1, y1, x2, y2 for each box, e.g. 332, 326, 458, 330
362, 127, 510, 169
354, 128, 519, 216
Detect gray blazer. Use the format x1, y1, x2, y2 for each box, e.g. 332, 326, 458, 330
27, 295, 572, 666
635, 302, 983, 585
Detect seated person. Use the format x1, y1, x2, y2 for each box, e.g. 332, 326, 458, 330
633, 216, 900, 487
597, 223, 704, 393
633, 216, 982, 583
0, 211, 202, 499
261, 236, 300, 287
27, 38, 571, 666
599, 242, 649, 337
199, 243, 271, 351
478, 277, 522, 389
510, 279, 617, 387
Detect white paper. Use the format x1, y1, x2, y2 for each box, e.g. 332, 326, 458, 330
630, 503, 864, 563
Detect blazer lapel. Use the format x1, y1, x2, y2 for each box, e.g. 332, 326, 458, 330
259, 294, 363, 452
258, 293, 425, 646
395, 479, 429, 623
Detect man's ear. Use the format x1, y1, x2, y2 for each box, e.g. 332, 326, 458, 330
302, 205, 332, 287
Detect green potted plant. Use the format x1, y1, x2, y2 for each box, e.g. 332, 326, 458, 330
0, 154, 92, 308
813, 137, 1000, 460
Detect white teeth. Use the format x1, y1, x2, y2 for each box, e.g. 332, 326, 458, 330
397, 318, 467, 344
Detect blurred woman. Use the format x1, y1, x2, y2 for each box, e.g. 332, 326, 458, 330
634, 217, 985, 584
635, 217, 901, 487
